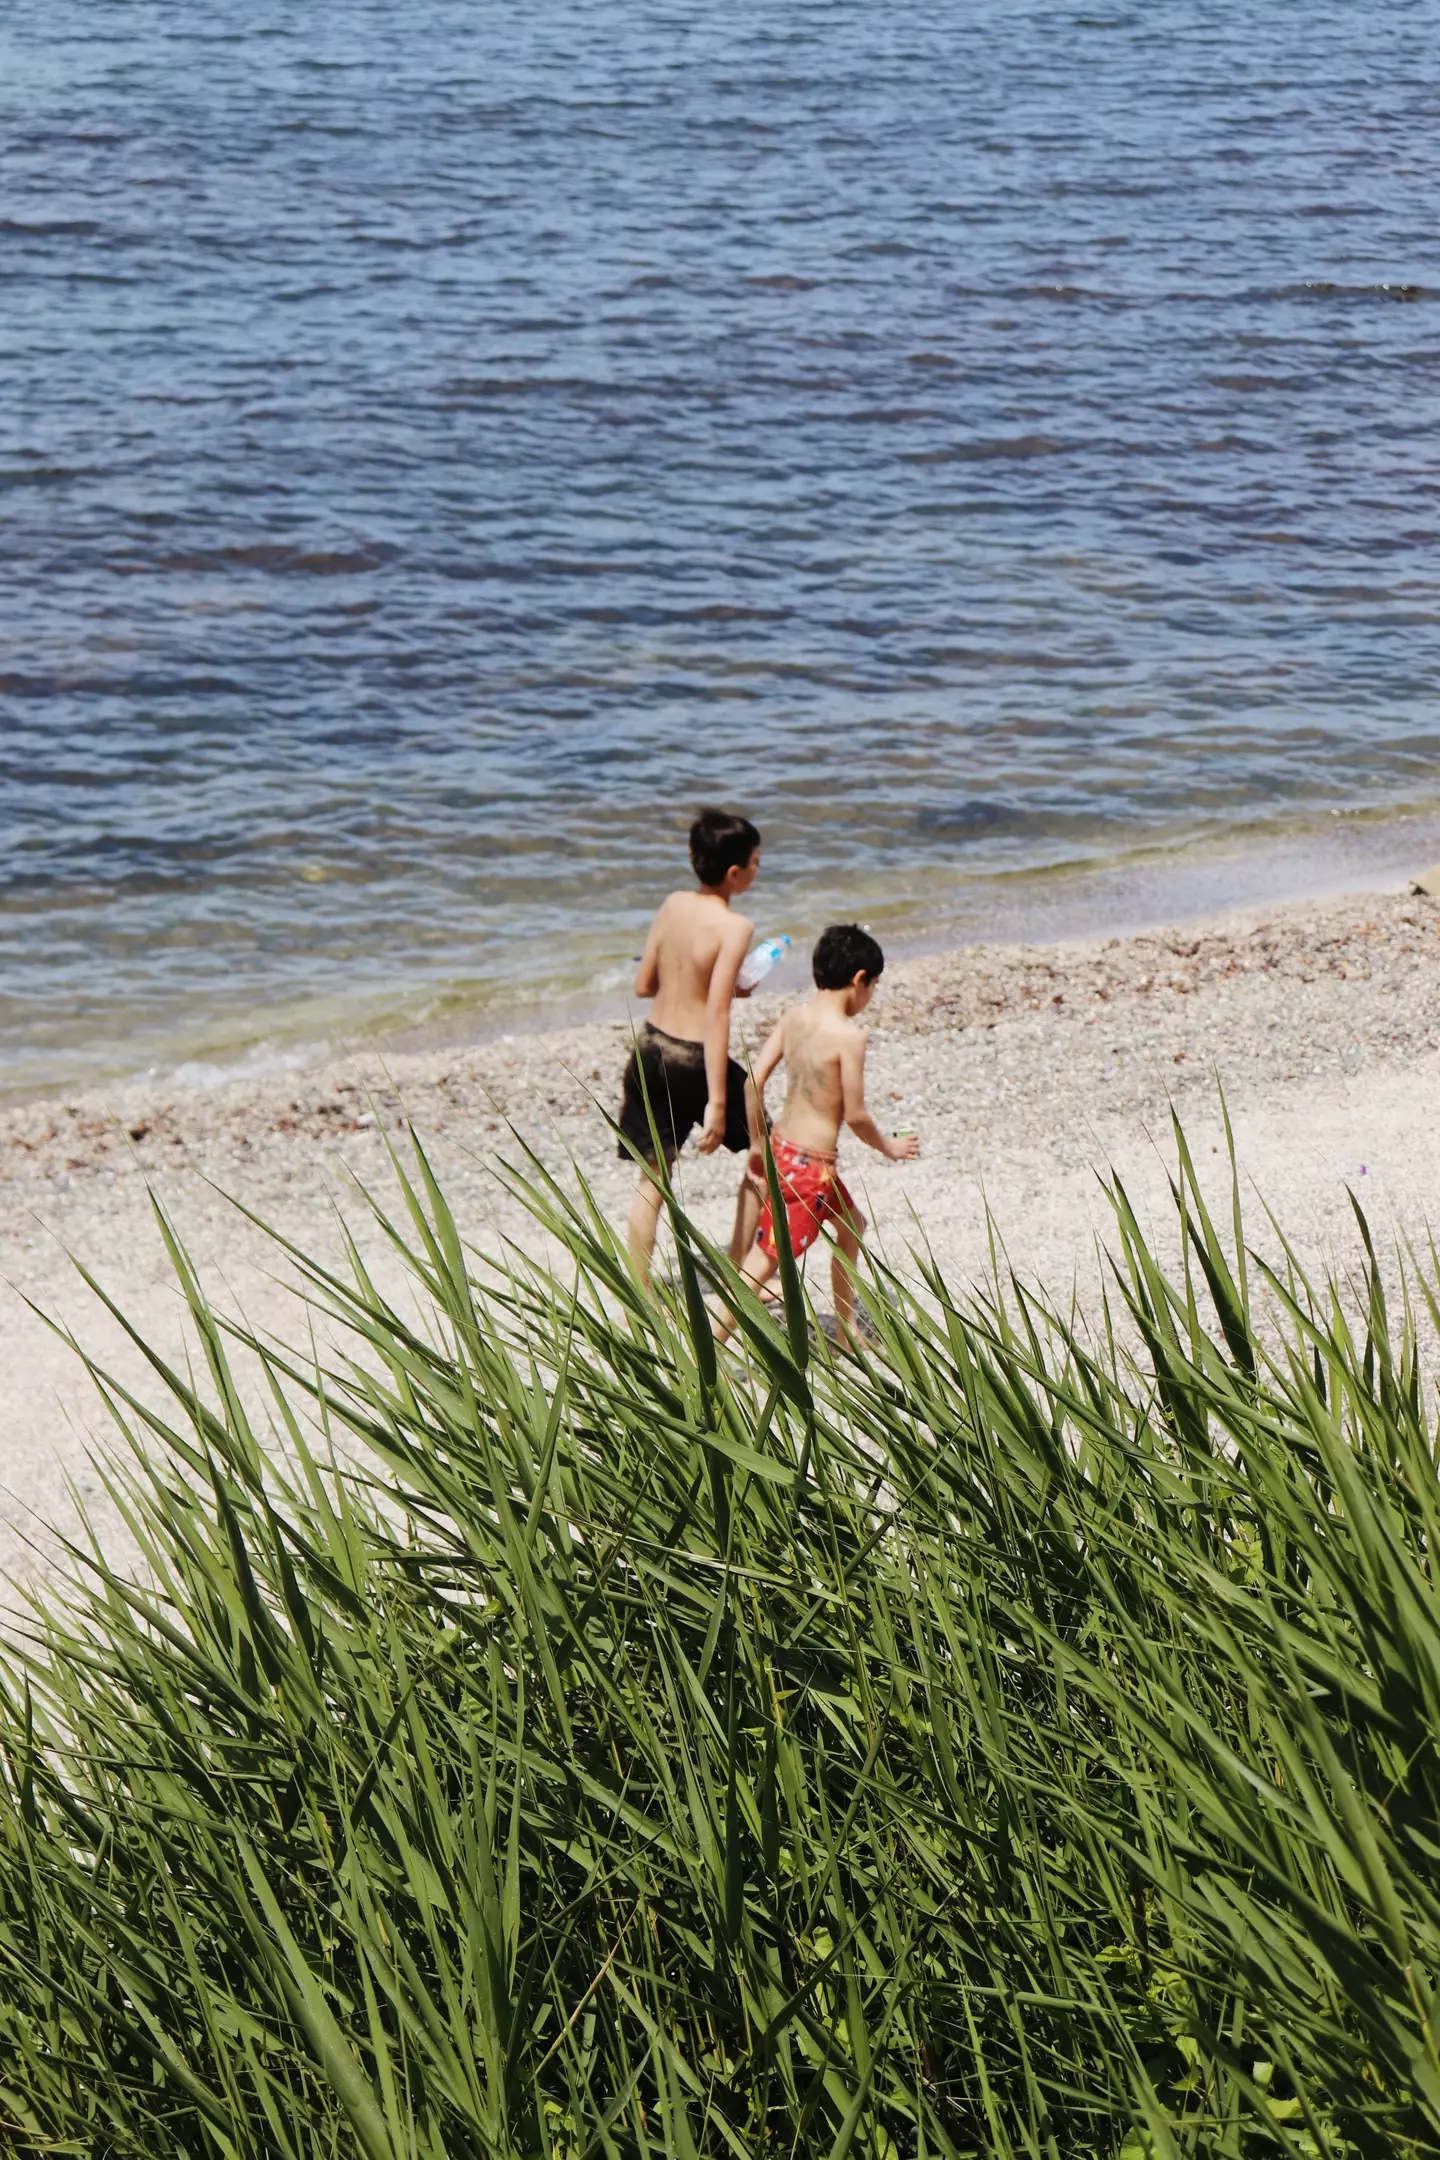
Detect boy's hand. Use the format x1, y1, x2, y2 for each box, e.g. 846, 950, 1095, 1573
885, 1131, 920, 1162
697, 1100, 727, 1154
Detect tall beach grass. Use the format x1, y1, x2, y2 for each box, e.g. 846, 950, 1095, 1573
2, 1122, 1440, 2154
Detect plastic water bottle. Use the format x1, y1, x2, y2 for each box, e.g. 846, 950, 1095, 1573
737, 933, 791, 993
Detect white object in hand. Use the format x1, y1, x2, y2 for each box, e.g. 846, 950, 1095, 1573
737, 933, 791, 993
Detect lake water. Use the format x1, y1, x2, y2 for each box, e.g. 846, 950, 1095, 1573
3, 1, 1439, 1093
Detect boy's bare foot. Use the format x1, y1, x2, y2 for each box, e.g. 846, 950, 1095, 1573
820, 1304, 881, 1356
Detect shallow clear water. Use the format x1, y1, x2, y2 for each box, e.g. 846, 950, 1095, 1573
3, 1, 1439, 1091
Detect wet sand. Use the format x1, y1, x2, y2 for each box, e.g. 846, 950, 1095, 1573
4, 882, 1439, 1585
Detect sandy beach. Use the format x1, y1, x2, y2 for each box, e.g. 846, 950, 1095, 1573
4, 879, 1439, 1586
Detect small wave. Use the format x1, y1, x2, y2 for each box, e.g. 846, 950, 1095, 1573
900, 434, 1066, 465
0, 217, 105, 238
0, 464, 108, 488
436, 375, 602, 403
918, 800, 1025, 841
1287, 279, 1431, 304
155, 542, 398, 576
1206, 373, 1308, 393
834, 407, 946, 425
0, 670, 242, 700
163, 1045, 318, 1092
917, 800, 1122, 845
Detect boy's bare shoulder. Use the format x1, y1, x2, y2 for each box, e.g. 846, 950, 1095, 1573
657, 891, 751, 934
820, 1015, 867, 1075
788, 998, 853, 1060
821, 1008, 867, 1049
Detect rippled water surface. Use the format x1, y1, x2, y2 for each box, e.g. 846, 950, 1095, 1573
3, 1, 1439, 1090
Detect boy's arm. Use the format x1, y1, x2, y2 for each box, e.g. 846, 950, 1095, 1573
840, 1032, 920, 1161
743, 1019, 787, 1157
632, 907, 664, 1000
697, 914, 752, 1152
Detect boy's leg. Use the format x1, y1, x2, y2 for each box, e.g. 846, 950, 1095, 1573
830, 1209, 866, 1350
727, 1167, 764, 1267
626, 1156, 675, 1286
721, 1058, 762, 1267
713, 1239, 779, 1344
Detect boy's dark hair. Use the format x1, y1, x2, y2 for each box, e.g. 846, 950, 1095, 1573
690, 808, 760, 887
812, 923, 884, 990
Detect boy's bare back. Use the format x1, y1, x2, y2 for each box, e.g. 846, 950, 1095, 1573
769, 1002, 865, 1158
641, 889, 753, 1043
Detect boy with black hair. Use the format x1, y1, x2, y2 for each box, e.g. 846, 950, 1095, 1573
715, 922, 919, 1350
618, 808, 765, 1284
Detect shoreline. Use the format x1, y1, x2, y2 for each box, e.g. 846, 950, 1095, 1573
3, 874, 1436, 1153
11, 802, 1440, 1111
5, 877, 1440, 1586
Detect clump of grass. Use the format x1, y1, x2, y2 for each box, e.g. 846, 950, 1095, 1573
1, 1120, 1439, 2156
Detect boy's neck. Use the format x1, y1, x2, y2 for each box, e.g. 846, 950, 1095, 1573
815, 986, 858, 1019
697, 881, 732, 909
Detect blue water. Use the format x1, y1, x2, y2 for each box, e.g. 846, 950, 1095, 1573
3, 1, 1439, 1091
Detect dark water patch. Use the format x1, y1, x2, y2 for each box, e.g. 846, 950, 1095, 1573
918, 800, 1026, 841
154, 542, 399, 576
0, 217, 109, 239
915, 797, 1162, 847
899, 434, 1070, 465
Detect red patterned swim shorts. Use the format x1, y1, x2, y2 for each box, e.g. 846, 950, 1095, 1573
757, 1134, 859, 1260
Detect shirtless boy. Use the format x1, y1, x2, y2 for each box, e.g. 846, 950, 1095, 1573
715, 923, 919, 1350
618, 808, 765, 1283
